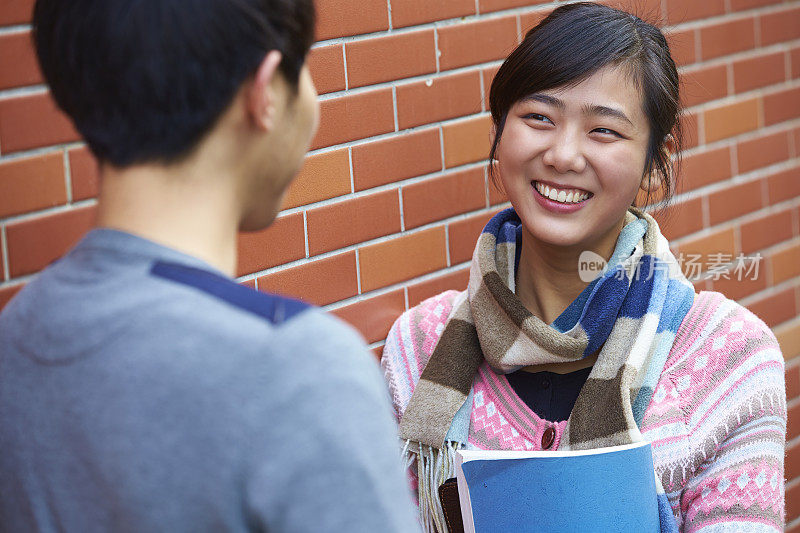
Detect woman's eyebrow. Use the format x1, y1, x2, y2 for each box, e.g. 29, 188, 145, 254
583, 104, 633, 126
521, 94, 633, 126
521, 94, 565, 109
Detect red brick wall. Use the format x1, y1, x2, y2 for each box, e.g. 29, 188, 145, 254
1, 0, 799, 523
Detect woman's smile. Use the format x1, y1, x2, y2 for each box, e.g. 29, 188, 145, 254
532, 180, 593, 213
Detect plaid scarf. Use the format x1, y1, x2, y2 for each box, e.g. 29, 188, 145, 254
399, 207, 695, 532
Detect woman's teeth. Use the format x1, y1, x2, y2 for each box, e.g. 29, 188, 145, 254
534, 182, 590, 204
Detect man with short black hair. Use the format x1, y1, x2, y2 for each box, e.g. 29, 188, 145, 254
0, 1, 418, 531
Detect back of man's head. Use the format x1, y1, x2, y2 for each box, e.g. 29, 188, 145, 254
32, 0, 315, 168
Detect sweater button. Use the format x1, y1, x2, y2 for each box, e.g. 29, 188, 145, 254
541, 427, 555, 450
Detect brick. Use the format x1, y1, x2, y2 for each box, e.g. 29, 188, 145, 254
789, 480, 800, 525
307, 44, 345, 95
488, 169, 508, 205
315, 0, 389, 40
680, 112, 699, 150
256, 251, 358, 306
311, 89, 395, 150
699, 18, 755, 61
779, 320, 800, 361
787, 438, 800, 490
240, 279, 256, 290
482, 65, 502, 109
68, 146, 100, 201
795, 127, 800, 158
598, 0, 663, 22
282, 148, 351, 209
442, 115, 492, 168
788, 359, 800, 399
708, 179, 764, 225
769, 242, 800, 285
652, 196, 704, 241
745, 287, 796, 328
737, 130, 791, 174
792, 46, 800, 80
407, 267, 470, 308
306, 189, 401, 256
359, 227, 448, 292
236, 213, 305, 277
766, 165, 800, 204
666, 0, 725, 24
710, 270, 768, 300
0, 151, 66, 218
763, 87, 800, 127
351, 127, 441, 191
0, 283, 23, 312
482, 70, 499, 110
396, 70, 483, 130
680, 146, 732, 191
346, 30, 436, 88
449, 210, 495, 264
479, 0, 549, 14
740, 207, 794, 254
6, 206, 96, 278
402, 167, 486, 229
0, 31, 42, 91
520, 10, 551, 34
0, 0, 33, 25
390, 0, 474, 28
665, 29, 697, 67
675, 227, 737, 278
730, 0, 783, 10
331, 289, 405, 344
0, 92, 80, 154
438, 16, 519, 72
760, 6, 800, 46
733, 52, 787, 94
703, 98, 759, 143
790, 399, 800, 442
680, 65, 728, 108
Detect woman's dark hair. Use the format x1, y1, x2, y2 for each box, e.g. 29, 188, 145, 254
489, 2, 681, 207
33, 0, 315, 167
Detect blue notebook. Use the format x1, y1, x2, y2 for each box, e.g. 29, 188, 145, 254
455, 442, 659, 533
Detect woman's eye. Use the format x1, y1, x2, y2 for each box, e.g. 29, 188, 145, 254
592, 127, 622, 137
523, 113, 552, 124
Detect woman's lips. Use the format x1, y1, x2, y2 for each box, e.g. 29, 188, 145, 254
532, 180, 592, 213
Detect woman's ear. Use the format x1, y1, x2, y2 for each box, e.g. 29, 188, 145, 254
640, 134, 675, 193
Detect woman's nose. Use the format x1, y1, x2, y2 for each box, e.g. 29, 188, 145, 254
541, 128, 587, 174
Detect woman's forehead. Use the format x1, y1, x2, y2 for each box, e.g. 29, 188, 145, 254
516, 65, 647, 124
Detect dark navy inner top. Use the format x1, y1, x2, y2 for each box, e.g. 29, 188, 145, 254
506, 366, 593, 422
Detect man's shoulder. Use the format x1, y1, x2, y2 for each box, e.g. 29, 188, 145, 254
148, 260, 375, 373
150, 260, 312, 327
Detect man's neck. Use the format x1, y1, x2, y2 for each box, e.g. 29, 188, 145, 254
96, 162, 242, 277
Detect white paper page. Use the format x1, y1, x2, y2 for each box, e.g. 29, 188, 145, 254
455, 451, 476, 533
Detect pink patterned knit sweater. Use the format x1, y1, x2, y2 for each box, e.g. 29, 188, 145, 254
381, 290, 786, 532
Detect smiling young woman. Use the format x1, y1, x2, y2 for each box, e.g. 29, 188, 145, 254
381, 3, 786, 532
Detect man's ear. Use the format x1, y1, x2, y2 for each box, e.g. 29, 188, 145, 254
247, 50, 283, 132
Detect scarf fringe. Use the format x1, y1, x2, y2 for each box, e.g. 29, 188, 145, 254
402, 440, 461, 533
